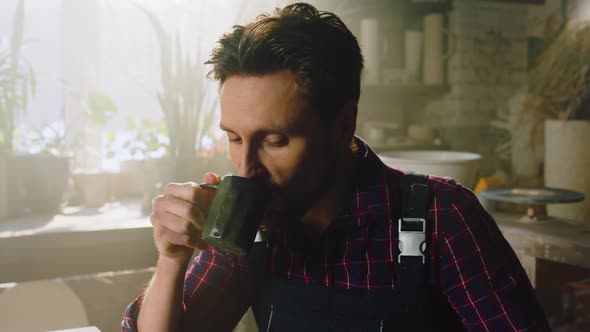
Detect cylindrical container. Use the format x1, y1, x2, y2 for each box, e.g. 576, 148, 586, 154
404, 30, 423, 84
201, 176, 272, 255
423, 13, 445, 85
545, 119, 590, 223
407, 124, 434, 143
378, 150, 482, 189
360, 18, 381, 85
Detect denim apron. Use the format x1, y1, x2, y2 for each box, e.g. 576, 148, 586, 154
250, 268, 458, 332
249, 174, 463, 332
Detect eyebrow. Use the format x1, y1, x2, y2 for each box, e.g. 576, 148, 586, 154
219, 122, 299, 135
219, 123, 235, 133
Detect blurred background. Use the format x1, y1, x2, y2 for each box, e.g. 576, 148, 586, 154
0, 0, 589, 331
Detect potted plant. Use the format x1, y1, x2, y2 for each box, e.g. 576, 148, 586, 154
105, 116, 170, 211
105, 114, 233, 212
0, 0, 36, 220
10, 122, 72, 215
524, 19, 590, 222
0, 0, 35, 154
137, 5, 219, 183
70, 91, 118, 208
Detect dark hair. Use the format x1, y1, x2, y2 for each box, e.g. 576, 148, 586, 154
206, 2, 363, 121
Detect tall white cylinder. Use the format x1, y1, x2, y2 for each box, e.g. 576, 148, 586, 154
360, 18, 381, 85
545, 119, 590, 223
423, 13, 445, 85
404, 30, 423, 84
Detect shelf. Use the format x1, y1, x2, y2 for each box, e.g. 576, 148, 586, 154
402, 0, 453, 16
361, 83, 450, 96
356, 0, 452, 18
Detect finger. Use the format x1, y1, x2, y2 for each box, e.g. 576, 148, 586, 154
153, 195, 206, 227
186, 236, 210, 250
163, 182, 202, 203
151, 209, 202, 235
155, 225, 209, 250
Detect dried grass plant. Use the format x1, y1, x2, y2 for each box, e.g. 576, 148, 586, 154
525, 19, 590, 145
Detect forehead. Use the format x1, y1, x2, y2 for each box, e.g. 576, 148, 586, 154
219, 70, 315, 133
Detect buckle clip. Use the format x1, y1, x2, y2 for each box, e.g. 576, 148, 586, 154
254, 225, 270, 247
397, 218, 427, 264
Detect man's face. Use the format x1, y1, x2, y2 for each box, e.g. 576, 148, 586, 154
219, 70, 341, 214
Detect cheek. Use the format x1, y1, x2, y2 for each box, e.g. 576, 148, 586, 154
228, 143, 241, 166
260, 150, 299, 185
228, 145, 240, 169
262, 142, 316, 188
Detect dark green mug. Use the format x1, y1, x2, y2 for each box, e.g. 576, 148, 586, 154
200, 175, 271, 256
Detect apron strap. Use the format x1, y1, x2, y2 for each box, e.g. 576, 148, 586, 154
398, 173, 431, 291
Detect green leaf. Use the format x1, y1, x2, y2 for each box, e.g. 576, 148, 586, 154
106, 130, 116, 142
10, 0, 25, 67
0, 0, 36, 153
86, 91, 117, 125
135, 4, 217, 158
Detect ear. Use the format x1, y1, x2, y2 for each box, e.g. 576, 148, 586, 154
336, 100, 358, 146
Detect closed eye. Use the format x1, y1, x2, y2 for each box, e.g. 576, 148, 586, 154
227, 134, 242, 144
264, 136, 288, 147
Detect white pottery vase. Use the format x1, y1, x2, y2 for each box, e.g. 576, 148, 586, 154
544, 119, 590, 222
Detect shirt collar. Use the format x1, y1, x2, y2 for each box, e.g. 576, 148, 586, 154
326, 136, 392, 233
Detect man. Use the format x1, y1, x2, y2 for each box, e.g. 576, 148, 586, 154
123, 3, 550, 331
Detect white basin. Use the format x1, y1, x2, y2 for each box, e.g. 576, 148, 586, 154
378, 150, 482, 189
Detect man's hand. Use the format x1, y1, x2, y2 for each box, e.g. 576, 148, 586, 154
150, 172, 221, 264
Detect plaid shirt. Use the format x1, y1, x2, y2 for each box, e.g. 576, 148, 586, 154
122, 138, 550, 331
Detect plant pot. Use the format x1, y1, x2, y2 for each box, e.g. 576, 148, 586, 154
106, 171, 127, 201
73, 171, 111, 208
120, 158, 176, 213
544, 119, 590, 222
7, 153, 71, 216
119, 160, 145, 198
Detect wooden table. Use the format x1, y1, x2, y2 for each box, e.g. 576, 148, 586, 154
0, 200, 157, 283
495, 212, 590, 323
495, 212, 590, 285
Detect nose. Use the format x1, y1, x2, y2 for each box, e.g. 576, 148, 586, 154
238, 142, 266, 178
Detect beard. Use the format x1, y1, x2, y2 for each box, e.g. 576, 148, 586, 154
261, 177, 319, 227
261, 141, 345, 228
